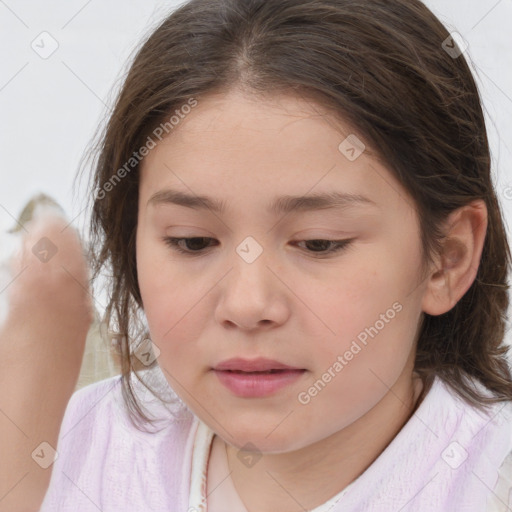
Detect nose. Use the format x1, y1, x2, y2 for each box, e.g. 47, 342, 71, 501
214, 248, 289, 332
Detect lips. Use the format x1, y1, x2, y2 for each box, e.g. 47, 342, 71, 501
213, 357, 302, 372
212, 358, 306, 397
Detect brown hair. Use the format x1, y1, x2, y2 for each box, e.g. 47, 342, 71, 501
81, 0, 512, 429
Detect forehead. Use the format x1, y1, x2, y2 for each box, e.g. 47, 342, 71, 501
138, 89, 415, 219
143, 88, 357, 159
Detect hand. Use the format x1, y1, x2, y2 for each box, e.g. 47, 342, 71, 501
0, 211, 94, 512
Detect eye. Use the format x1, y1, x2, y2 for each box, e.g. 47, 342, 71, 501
292, 239, 354, 257
162, 237, 218, 256
162, 236, 354, 258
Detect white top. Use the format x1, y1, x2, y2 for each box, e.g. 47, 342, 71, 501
188, 376, 512, 511
188, 415, 512, 511
40, 369, 512, 511
189, 418, 355, 511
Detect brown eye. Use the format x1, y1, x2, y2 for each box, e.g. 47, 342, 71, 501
162, 237, 218, 255
293, 239, 354, 257
162, 236, 354, 258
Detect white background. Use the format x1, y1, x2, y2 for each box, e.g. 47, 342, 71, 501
1, 0, 511, 340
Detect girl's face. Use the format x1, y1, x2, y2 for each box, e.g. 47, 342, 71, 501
136, 90, 430, 452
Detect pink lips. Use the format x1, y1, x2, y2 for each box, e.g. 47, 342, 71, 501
213, 357, 306, 397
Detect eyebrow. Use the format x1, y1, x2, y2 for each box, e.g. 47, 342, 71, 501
147, 189, 377, 215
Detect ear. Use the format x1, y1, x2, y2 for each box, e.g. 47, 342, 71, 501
421, 199, 488, 316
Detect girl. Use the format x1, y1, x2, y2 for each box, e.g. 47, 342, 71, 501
2, 0, 512, 510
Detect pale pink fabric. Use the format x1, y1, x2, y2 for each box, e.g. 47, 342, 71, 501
39, 373, 195, 511
40, 371, 512, 511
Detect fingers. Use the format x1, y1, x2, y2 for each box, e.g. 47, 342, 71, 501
2, 207, 94, 331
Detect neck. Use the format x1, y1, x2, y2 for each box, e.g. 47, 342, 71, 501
225, 368, 425, 512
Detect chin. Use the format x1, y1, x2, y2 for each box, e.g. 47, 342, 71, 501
217, 417, 312, 454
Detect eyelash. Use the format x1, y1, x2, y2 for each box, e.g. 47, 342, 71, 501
161, 237, 354, 258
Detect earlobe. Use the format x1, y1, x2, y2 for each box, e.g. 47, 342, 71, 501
421, 200, 488, 316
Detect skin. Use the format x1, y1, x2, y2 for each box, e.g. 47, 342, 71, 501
0, 214, 93, 512
133, 88, 487, 511
0, 88, 486, 511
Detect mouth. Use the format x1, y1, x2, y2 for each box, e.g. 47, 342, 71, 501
212, 358, 306, 397
213, 357, 304, 373
219, 369, 301, 375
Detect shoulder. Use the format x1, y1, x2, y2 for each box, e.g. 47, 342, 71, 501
433, 376, 512, 435
40, 370, 197, 510
62, 373, 123, 427
434, 377, 512, 511
60, 368, 193, 436
487, 449, 512, 511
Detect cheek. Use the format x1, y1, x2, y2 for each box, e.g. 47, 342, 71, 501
309, 261, 422, 395
315, 261, 407, 347
298, 304, 420, 432
136, 237, 199, 360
